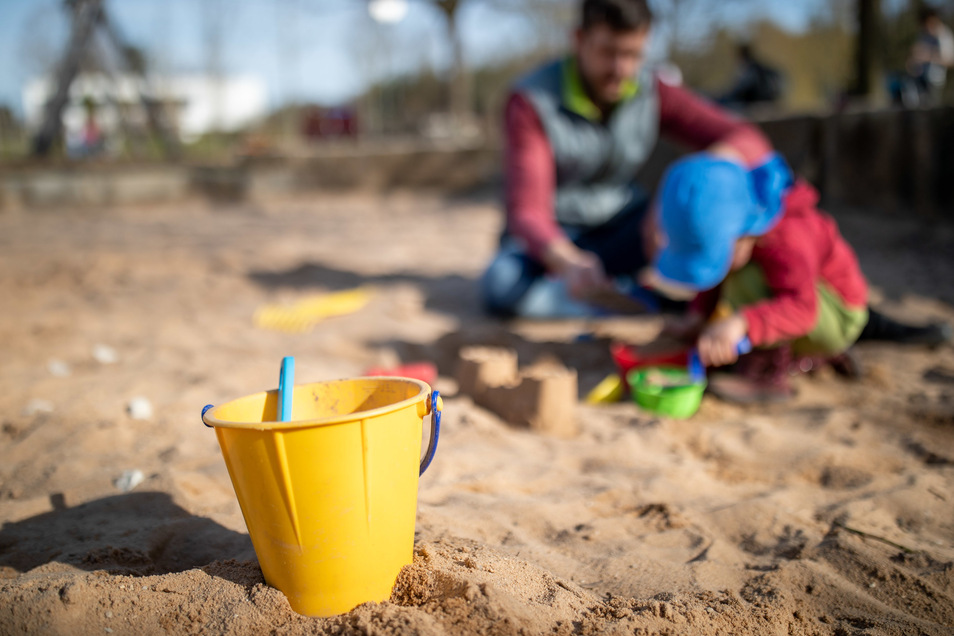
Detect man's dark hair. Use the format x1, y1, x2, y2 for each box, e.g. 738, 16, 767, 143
581, 0, 653, 32
919, 7, 939, 24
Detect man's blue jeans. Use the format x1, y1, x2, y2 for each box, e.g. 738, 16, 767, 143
481, 197, 652, 318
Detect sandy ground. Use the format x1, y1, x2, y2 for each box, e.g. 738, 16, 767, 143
1, 192, 953, 635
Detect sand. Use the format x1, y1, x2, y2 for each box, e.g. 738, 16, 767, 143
1, 192, 952, 635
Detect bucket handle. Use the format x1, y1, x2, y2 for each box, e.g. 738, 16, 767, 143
420, 390, 441, 476
201, 389, 442, 475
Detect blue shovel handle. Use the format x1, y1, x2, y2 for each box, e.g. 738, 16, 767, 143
278, 356, 294, 422
688, 335, 752, 383
737, 335, 753, 355
419, 390, 441, 476
201, 356, 295, 427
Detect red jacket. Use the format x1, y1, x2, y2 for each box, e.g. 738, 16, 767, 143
505, 77, 773, 260
693, 181, 869, 347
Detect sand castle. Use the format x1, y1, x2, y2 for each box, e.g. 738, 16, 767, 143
456, 346, 579, 438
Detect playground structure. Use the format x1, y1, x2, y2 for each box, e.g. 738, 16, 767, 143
30, 0, 181, 159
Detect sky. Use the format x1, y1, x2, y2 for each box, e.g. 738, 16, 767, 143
0, 0, 834, 119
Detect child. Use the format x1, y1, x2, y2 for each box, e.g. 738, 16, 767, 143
647, 153, 869, 403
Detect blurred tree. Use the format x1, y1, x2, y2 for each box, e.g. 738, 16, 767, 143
0, 106, 18, 132
854, 0, 884, 99
356, 0, 575, 135
0, 105, 25, 159
277, 0, 302, 145
428, 0, 575, 122
201, 0, 228, 134
652, 0, 753, 57
432, 0, 469, 121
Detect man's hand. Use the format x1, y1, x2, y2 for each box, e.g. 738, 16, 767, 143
698, 313, 748, 367
662, 311, 706, 342
542, 238, 609, 299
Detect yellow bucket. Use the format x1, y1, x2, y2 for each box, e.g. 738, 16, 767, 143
201, 377, 441, 617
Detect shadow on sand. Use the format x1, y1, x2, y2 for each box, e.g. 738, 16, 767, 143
0, 492, 260, 586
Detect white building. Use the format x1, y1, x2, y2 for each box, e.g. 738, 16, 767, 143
22, 73, 268, 143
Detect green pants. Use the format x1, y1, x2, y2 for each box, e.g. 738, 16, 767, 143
720, 264, 868, 356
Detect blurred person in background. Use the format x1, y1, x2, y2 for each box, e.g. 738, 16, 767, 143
68, 98, 105, 159
481, 0, 951, 350
909, 6, 954, 105
891, 6, 954, 107
718, 43, 784, 110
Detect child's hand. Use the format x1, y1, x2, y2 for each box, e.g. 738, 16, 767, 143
662, 311, 705, 341
698, 313, 748, 367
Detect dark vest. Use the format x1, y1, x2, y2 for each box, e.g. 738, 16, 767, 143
514, 59, 659, 228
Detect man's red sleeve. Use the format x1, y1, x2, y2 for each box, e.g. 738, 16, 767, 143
504, 93, 564, 261
657, 79, 772, 166
740, 226, 822, 347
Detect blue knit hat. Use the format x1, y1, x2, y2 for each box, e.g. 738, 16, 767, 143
653, 152, 793, 292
